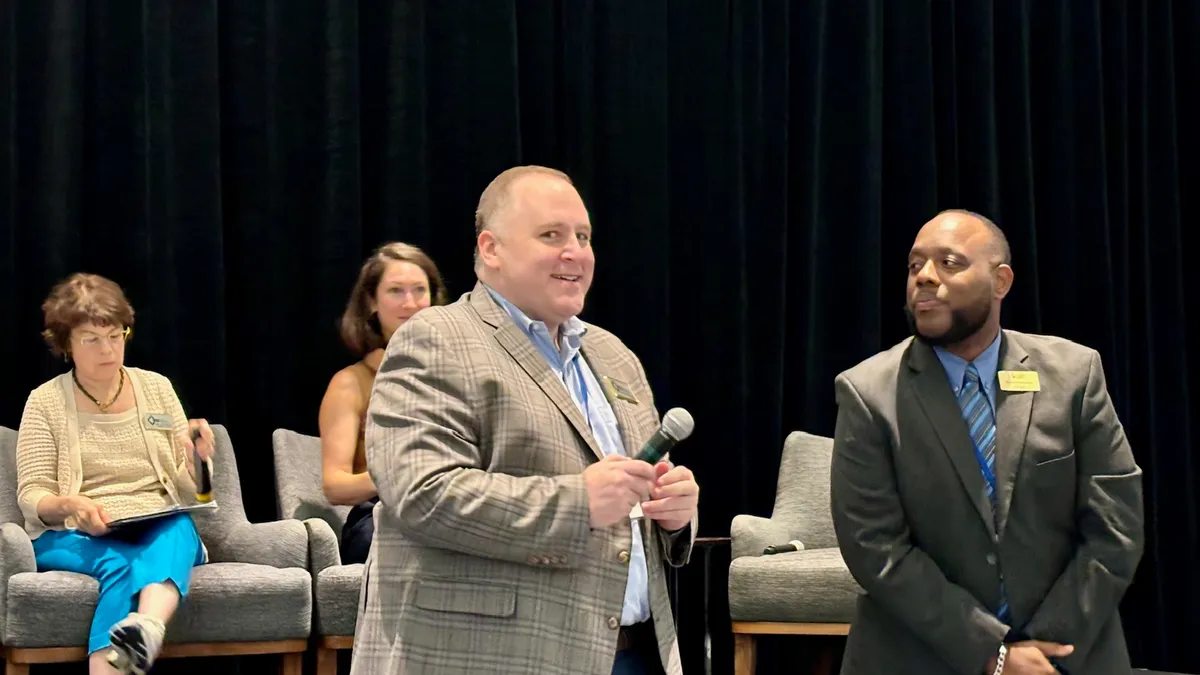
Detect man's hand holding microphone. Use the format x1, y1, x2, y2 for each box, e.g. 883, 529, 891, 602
584, 455, 659, 528
584, 408, 700, 532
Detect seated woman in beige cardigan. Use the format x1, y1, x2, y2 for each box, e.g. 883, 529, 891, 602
15, 273, 216, 675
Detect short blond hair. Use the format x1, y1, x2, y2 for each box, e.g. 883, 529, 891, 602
475, 165, 572, 233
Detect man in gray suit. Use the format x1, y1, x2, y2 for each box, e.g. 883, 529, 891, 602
830, 210, 1144, 674
351, 165, 699, 675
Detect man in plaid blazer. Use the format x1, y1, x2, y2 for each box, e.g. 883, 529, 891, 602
350, 165, 699, 675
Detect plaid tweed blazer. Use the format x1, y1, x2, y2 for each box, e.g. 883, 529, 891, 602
350, 282, 694, 675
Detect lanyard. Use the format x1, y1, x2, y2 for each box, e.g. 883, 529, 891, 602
970, 432, 997, 495
965, 390, 999, 532
961, 380, 998, 492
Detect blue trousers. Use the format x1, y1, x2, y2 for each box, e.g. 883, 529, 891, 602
32, 513, 204, 654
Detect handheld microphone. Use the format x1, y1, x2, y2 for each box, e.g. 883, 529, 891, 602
633, 408, 695, 464
763, 540, 805, 555
192, 429, 213, 503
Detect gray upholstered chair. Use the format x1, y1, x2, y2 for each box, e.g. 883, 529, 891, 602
272, 428, 358, 675
0, 424, 312, 675
727, 431, 862, 675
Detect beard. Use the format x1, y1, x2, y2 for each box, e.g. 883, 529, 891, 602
905, 295, 993, 347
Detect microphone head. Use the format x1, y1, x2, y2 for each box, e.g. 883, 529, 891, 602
660, 408, 695, 441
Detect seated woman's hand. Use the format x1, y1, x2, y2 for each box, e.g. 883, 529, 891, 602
68, 495, 111, 536
183, 418, 216, 462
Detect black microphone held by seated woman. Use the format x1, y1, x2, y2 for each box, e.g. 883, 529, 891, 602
192, 429, 213, 503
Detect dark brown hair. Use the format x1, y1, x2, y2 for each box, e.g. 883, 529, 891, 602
339, 242, 448, 357
41, 273, 135, 358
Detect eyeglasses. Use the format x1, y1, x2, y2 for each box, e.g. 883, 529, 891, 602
76, 327, 131, 349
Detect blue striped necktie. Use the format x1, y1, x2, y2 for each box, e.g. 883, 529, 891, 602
957, 364, 1009, 623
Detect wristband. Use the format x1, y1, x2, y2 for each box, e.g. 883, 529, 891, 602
992, 644, 1007, 675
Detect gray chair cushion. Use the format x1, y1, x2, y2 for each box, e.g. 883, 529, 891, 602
0, 426, 31, 642
728, 431, 862, 624
315, 563, 363, 637
768, 431, 838, 551
728, 547, 860, 623
0, 426, 23, 528
5, 563, 312, 647
272, 428, 350, 541
273, 428, 361, 639
198, 425, 309, 568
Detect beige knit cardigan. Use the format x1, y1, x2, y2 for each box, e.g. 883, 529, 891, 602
15, 367, 207, 539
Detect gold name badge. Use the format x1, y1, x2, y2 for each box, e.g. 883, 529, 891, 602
600, 376, 640, 404
998, 371, 1040, 392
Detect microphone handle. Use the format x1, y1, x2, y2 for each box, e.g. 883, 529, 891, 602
763, 541, 802, 555
192, 429, 213, 503
634, 428, 675, 464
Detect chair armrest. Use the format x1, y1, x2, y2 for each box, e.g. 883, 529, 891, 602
0, 522, 37, 640
303, 517, 341, 574
730, 514, 794, 560
205, 520, 309, 568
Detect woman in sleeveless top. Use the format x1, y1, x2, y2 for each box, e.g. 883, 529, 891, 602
318, 242, 448, 564
16, 274, 214, 675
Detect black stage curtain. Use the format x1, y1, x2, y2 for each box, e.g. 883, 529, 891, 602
2, 2, 1198, 673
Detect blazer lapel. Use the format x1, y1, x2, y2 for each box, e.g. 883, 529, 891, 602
906, 340, 994, 531
992, 332, 1035, 538
470, 284, 606, 462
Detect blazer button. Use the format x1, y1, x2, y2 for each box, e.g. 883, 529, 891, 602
607, 616, 620, 630
986, 553, 997, 566
617, 550, 630, 564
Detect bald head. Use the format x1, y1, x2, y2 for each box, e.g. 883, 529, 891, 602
473, 165, 594, 336
932, 209, 1011, 265
475, 166, 573, 238
905, 209, 1014, 354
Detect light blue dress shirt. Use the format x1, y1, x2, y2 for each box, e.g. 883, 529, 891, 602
485, 286, 651, 625
933, 329, 1003, 413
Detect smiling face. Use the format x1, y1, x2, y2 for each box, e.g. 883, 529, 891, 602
477, 173, 595, 334
369, 260, 432, 342
905, 211, 1013, 348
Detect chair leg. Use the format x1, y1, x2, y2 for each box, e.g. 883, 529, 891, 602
4, 656, 29, 675
316, 646, 338, 675
813, 639, 836, 675
733, 633, 756, 675
279, 651, 303, 675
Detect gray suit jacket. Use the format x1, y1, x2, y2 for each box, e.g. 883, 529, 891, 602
350, 283, 693, 675
830, 330, 1144, 675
